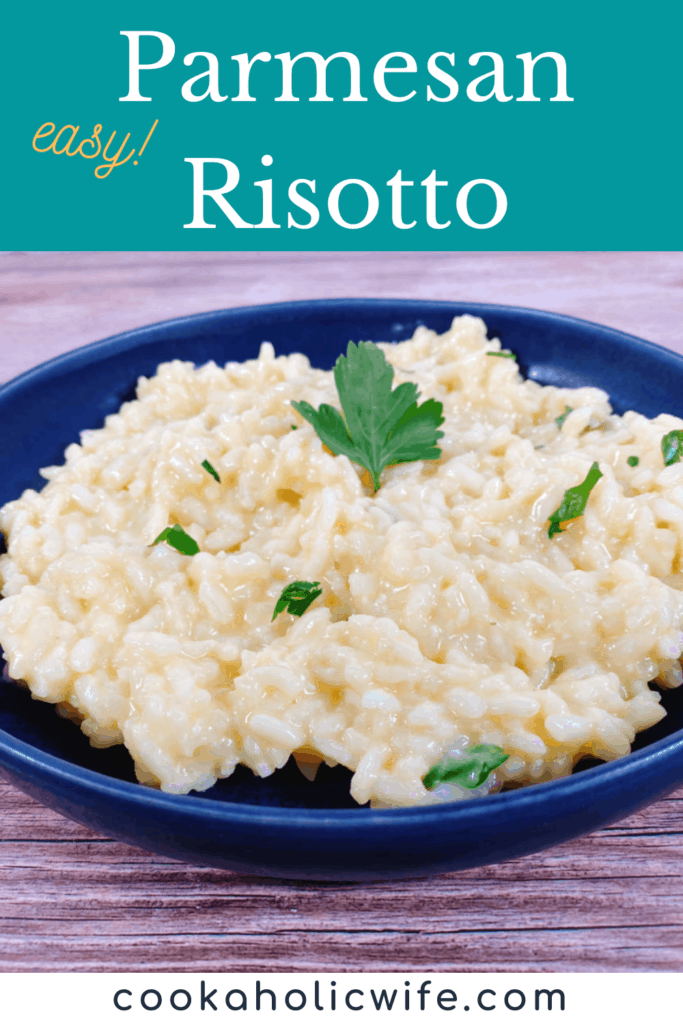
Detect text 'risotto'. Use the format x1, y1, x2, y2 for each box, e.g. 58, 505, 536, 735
1, 316, 683, 807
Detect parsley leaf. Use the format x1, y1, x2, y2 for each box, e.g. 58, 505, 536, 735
547, 461, 602, 539
424, 744, 508, 791
556, 405, 572, 429
272, 580, 322, 620
662, 430, 683, 467
202, 459, 220, 482
486, 351, 516, 360
152, 523, 200, 556
292, 341, 444, 491
627, 455, 639, 467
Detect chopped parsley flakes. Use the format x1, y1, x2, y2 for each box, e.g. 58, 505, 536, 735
152, 523, 200, 556
202, 459, 220, 482
547, 462, 602, 539
556, 406, 572, 429
272, 580, 322, 620
662, 431, 683, 467
424, 744, 508, 791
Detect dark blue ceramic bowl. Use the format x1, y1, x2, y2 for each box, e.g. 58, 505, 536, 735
2, 299, 683, 881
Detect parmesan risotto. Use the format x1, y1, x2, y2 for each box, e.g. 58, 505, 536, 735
1, 315, 682, 808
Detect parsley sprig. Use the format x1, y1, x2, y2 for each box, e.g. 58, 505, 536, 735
272, 581, 322, 620
152, 523, 200, 556
547, 461, 602, 539
424, 744, 508, 791
292, 341, 444, 492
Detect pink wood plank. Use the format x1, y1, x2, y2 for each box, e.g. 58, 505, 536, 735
1, 779, 682, 972
2, 251, 683, 384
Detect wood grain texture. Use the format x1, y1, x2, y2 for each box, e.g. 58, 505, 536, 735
1, 780, 683, 972
2, 251, 683, 384
1, 250, 682, 973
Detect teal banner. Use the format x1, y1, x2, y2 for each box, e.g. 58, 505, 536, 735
5, 0, 681, 250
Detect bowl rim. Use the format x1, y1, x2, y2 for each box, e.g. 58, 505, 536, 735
2, 296, 683, 829
2, 717, 683, 827
4, 296, 683, 402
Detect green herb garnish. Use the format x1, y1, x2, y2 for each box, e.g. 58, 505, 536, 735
627, 455, 639, 467
202, 459, 220, 482
292, 342, 444, 492
423, 744, 508, 791
662, 431, 683, 467
152, 523, 200, 556
556, 405, 572, 429
272, 580, 322, 620
547, 461, 602, 539
486, 351, 516, 360
291, 425, 298, 430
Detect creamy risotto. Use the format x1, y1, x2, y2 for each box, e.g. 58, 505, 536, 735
1, 315, 683, 807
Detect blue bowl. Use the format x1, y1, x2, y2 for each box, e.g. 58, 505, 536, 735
1, 298, 683, 881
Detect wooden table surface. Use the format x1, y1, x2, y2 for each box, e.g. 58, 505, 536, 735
1, 250, 683, 973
